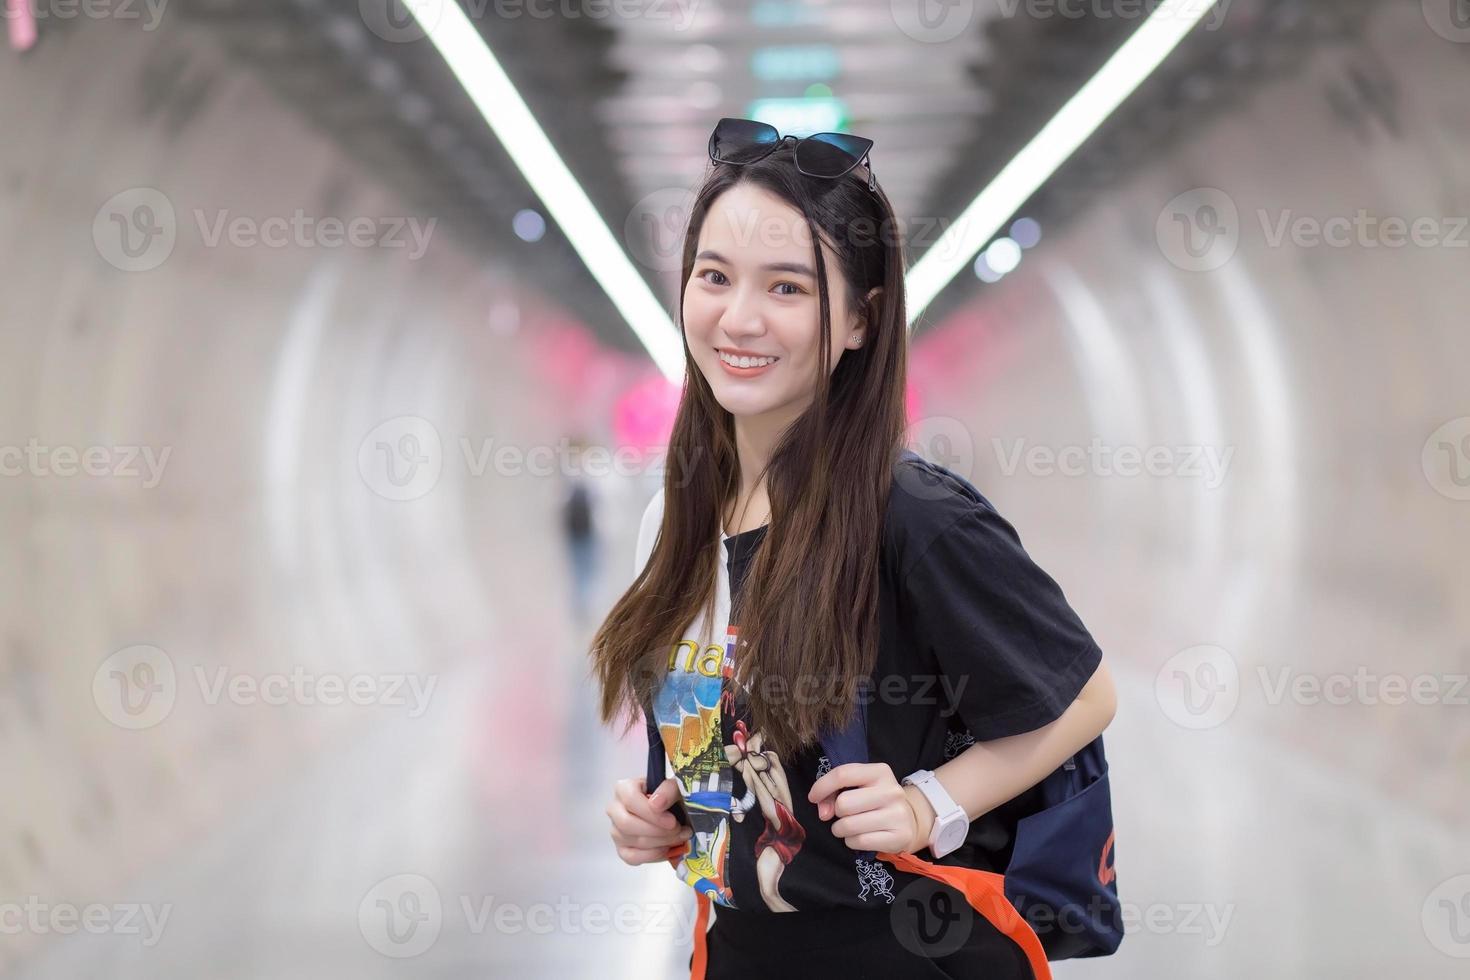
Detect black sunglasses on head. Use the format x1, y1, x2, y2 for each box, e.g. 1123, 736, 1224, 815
708, 117, 877, 193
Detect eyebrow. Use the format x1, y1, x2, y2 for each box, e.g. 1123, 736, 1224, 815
694, 250, 815, 278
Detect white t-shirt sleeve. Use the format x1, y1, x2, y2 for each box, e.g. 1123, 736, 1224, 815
635, 488, 673, 785
633, 487, 665, 577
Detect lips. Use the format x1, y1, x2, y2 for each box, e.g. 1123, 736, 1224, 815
717, 347, 779, 377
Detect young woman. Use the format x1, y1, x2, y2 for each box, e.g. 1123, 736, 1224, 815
592, 118, 1117, 979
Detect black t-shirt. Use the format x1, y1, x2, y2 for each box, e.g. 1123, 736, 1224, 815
645, 451, 1103, 915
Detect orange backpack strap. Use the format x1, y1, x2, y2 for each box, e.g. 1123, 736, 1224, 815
687, 891, 712, 980
664, 844, 713, 980
876, 850, 1053, 980
672, 850, 1045, 979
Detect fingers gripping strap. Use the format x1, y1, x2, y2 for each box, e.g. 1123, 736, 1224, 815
876, 850, 1053, 980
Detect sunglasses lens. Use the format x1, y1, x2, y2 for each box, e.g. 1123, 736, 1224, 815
797, 133, 872, 177
710, 118, 781, 164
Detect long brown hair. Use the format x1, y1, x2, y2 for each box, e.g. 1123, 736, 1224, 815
590, 143, 910, 757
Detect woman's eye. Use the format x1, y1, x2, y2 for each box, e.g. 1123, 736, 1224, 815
697, 270, 802, 295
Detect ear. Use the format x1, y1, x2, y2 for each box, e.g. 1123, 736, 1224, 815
846, 287, 882, 349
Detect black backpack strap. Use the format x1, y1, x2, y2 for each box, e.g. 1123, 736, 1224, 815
645, 709, 690, 827
644, 710, 665, 792
817, 678, 874, 860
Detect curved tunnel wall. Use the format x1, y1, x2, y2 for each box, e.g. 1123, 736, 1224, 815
917, 0, 1468, 826
0, 16, 595, 970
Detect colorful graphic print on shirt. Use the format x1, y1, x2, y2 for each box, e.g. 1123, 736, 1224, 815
652, 627, 736, 907
653, 624, 808, 911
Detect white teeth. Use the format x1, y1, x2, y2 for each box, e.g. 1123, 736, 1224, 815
719, 350, 777, 368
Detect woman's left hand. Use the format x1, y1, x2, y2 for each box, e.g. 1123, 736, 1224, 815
808, 762, 934, 854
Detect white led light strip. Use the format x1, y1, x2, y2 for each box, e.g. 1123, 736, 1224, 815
903, 0, 1224, 329
404, 0, 686, 381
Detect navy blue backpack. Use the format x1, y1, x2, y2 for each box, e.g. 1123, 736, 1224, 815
808, 685, 1122, 965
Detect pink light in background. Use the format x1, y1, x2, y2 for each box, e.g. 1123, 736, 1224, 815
904, 381, 923, 426
9, 0, 38, 52
908, 303, 1011, 406
910, 318, 984, 389
527, 316, 597, 397
613, 371, 682, 451
522, 314, 641, 434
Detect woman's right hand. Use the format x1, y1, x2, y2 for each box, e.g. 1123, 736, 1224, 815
607, 776, 693, 866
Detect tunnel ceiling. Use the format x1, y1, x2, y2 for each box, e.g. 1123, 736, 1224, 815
184, 0, 642, 353
185, 0, 1383, 353
914, 0, 1385, 328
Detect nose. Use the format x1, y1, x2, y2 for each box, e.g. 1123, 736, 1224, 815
716, 284, 768, 338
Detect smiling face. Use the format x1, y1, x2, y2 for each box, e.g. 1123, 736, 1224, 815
682, 183, 872, 424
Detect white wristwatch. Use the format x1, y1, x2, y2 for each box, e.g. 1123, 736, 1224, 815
901, 769, 969, 858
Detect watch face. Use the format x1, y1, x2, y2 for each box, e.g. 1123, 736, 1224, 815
939, 820, 967, 851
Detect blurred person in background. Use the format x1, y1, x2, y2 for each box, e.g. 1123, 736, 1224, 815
562, 434, 603, 630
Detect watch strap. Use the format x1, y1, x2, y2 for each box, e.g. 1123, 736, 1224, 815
903, 769, 967, 856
